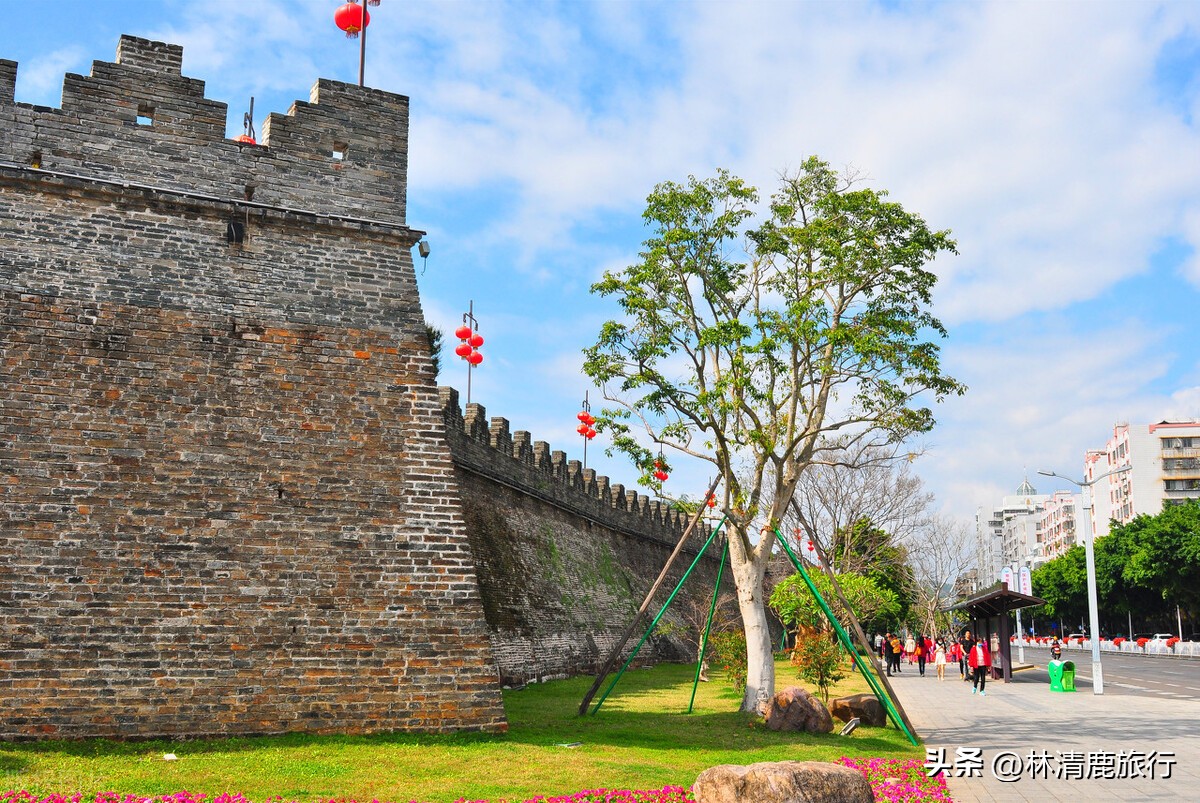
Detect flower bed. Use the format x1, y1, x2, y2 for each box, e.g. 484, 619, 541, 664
837, 757, 953, 802
0, 792, 700, 803
3, 761, 956, 803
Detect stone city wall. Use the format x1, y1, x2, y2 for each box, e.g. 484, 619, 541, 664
0, 36, 504, 740
440, 389, 731, 687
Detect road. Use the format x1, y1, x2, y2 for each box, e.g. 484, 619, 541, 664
1018, 645, 1200, 701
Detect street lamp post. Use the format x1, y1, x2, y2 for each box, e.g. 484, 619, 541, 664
1037, 465, 1131, 695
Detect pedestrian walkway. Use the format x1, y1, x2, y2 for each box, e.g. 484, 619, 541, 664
882, 660, 1200, 801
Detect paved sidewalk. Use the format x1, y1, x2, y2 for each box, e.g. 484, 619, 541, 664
881, 660, 1200, 801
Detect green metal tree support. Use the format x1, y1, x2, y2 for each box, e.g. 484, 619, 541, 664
772, 525, 919, 746
588, 516, 726, 715
687, 536, 729, 713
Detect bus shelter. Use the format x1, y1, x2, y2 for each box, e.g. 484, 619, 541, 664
952, 582, 1045, 682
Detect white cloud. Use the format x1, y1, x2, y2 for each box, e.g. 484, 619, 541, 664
14, 46, 86, 104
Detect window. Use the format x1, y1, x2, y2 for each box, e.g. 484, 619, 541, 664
136, 103, 154, 126
332, 141, 348, 161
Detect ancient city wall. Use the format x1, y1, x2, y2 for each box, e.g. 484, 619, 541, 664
0, 36, 504, 740
0, 35, 733, 741
440, 389, 731, 687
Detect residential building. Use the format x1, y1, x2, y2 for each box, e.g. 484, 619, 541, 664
1085, 421, 1200, 538
1037, 490, 1078, 559
984, 478, 1050, 575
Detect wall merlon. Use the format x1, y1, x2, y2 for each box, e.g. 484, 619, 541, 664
115, 35, 183, 74
0, 59, 15, 105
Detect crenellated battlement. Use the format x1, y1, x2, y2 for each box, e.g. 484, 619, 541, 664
0, 35, 409, 225
439, 387, 689, 544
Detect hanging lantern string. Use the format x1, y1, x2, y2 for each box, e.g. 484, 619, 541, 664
456, 301, 481, 403
652, 450, 669, 482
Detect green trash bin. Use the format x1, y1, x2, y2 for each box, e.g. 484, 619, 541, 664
1048, 660, 1076, 692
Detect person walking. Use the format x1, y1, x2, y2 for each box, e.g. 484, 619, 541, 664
968, 636, 992, 696
883, 632, 895, 677
916, 634, 928, 676
889, 633, 904, 674
957, 629, 973, 681
934, 641, 947, 681
904, 634, 916, 665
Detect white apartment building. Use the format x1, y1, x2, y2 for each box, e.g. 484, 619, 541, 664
1085, 421, 1200, 538
984, 478, 1050, 574
1037, 490, 1078, 559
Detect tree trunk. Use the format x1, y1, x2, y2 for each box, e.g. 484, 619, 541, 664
731, 548, 774, 713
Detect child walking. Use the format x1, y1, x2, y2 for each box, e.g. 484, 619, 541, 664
934, 641, 947, 681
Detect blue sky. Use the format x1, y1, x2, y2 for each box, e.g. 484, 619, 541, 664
5, 0, 1200, 528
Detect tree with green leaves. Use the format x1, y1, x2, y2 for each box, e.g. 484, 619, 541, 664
583, 157, 964, 712
1030, 545, 1087, 626
769, 570, 900, 640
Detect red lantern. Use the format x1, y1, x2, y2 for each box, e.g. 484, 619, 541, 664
707, 495, 716, 508
467, 350, 483, 366
585, 428, 597, 440
577, 411, 589, 422
577, 423, 589, 435
454, 342, 472, 358
334, 2, 370, 37
454, 325, 472, 340
468, 333, 484, 348
807, 539, 815, 553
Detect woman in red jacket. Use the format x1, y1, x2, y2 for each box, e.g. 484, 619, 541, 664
967, 636, 992, 696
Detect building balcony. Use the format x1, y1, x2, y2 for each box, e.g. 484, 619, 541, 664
1161, 467, 1200, 479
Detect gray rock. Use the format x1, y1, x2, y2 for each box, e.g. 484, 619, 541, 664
693, 760, 873, 803
762, 686, 833, 733
829, 693, 887, 727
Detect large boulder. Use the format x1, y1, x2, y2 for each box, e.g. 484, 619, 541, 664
762, 686, 833, 733
693, 761, 873, 803
829, 693, 886, 727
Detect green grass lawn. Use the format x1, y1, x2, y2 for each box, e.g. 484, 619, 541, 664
0, 660, 921, 803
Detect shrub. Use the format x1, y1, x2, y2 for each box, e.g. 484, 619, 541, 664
1137, 637, 1149, 648
706, 630, 747, 694
1112, 637, 1125, 646
1166, 637, 1180, 648
790, 632, 847, 704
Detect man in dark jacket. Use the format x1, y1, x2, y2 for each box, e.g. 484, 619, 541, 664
958, 630, 974, 681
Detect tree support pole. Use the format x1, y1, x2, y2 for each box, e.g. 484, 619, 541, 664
774, 525, 919, 746
786, 502, 920, 741
590, 517, 725, 714
688, 535, 729, 714
578, 478, 722, 715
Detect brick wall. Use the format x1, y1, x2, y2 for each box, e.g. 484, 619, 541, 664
0, 34, 734, 741
440, 389, 731, 687
0, 36, 504, 740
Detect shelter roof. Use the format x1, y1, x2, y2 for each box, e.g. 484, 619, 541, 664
952, 582, 1045, 618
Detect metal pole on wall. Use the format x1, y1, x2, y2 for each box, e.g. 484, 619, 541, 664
359, 1, 366, 86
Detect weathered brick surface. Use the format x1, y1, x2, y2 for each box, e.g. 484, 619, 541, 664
1, 34, 732, 740
0, 36, 504, 740
440, 389, 732, 687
